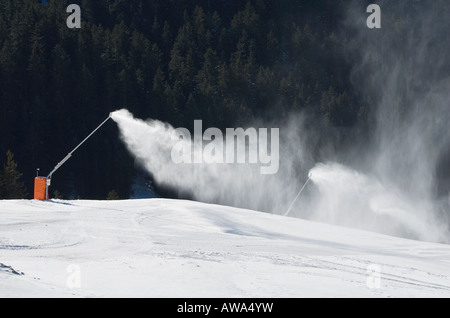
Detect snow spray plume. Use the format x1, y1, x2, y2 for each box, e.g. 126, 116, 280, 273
305, 1, 450, 242
111, 109, 316, 214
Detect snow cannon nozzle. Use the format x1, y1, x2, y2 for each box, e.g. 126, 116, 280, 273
308, 171, 313, 179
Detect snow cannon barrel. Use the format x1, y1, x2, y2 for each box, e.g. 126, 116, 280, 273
34, 177, 49, 200
35, 113, 112, 201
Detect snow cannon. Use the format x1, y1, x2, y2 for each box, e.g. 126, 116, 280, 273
34, 176, 49, 200
34, 113, 112, 200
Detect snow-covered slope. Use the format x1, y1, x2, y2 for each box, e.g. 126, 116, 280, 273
1, 199, 450, 298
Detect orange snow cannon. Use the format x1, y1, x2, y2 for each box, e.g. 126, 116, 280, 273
33, 113, 112, 200
34, 177, 49, 200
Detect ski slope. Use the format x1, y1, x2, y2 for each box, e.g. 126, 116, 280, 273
1, 198, 450, 298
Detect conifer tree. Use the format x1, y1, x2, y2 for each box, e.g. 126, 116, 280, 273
0, 150, 27, 199
107, 189, 120, 200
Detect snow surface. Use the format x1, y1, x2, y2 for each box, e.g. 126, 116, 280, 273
1, 198, 450, 298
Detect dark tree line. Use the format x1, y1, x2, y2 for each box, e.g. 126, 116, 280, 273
0, 0, 400, 199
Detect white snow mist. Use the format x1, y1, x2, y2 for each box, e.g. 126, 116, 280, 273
111, 1, 450, 243
305, 1, 450, 242
111, 109, 310, 214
